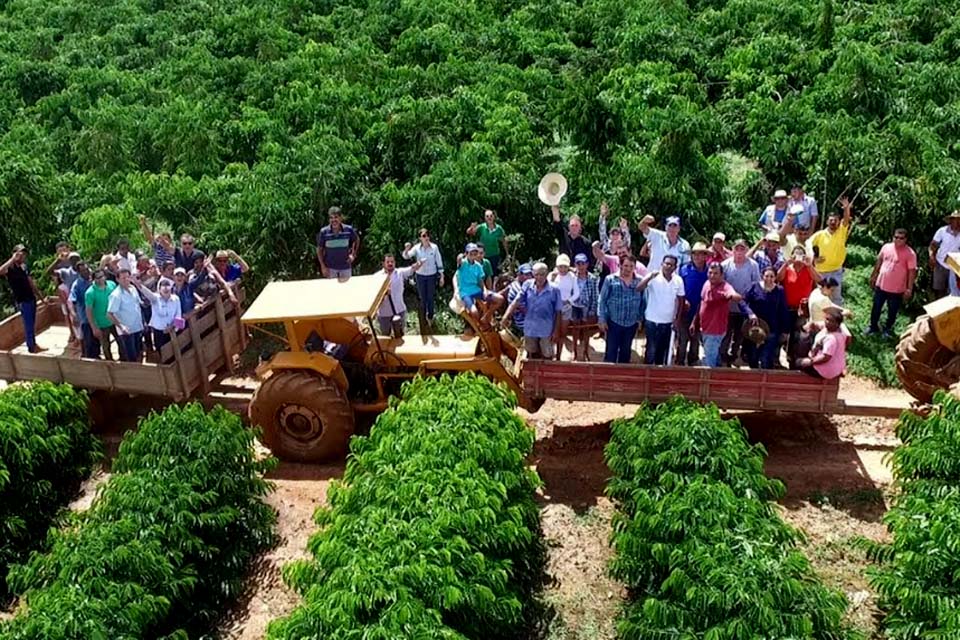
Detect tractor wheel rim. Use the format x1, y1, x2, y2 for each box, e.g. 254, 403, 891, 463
278, 404, 323, 442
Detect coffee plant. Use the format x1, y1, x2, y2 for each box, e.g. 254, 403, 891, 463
0, 403, 276, 639
0, 382, 99, 600
866, 392, 960, 638
267, 373, 544, 640
606, 398, 855, 639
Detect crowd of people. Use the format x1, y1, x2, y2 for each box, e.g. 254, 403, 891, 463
0, 215, 248, 362
314, 184, 960, 382
6, 188, 959, 382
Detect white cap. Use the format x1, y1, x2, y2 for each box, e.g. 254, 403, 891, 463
555, 253, 571, 268
773, 189, 788, 199
713, 232, 726, 241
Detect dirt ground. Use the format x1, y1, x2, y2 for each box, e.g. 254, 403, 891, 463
4, 375, 901, 638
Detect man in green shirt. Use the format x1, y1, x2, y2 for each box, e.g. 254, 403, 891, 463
84, 269, 119, 360
467, 209, 508, 274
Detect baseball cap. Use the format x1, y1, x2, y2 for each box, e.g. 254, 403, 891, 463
518, 263, 533, 275
733, 238, 749, 249
665, 216, 681, 226
773, 189, 788, 199
174, 267, 187, 275
765, 231, 780, 242
556, 253, 571, 268
68, 251, 81, 259
712, 232, 725, 241
574, 253, 589, 264
12, 244, 26, 253
465, 242, 479, 252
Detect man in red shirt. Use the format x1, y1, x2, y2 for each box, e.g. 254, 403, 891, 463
692, 263, 754, 367
778, 245, 822, 366
867, 228, 917, 338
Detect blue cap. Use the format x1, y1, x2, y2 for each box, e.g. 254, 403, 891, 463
465, 242, 479, 252
518, 263, 533, 275
574, 253, 589, 264
665, 216, 681, 226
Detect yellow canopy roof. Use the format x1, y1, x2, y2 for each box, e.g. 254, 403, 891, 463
242, 274, 389, 324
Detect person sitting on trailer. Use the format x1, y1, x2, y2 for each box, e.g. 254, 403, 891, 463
796, 308, 847, 379
501, 262, 562, 360
455, 243, 503, 329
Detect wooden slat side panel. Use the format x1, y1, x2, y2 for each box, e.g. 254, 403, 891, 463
0, 314, 26, 351
521, 360, 841, 413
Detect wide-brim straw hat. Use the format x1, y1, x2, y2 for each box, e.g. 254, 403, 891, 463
946, 210, 960, 220
538, 172, 568, 206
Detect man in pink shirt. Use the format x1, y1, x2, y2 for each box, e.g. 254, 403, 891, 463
798, 308, 847, 379
691, 263, 754, 367
867, 228, 917, 338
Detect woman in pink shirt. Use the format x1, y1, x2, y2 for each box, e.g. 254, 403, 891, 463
797, 308, 847, 379
867, 229, 917, 337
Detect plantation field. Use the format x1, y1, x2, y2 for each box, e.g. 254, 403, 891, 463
9, 378, 903, 640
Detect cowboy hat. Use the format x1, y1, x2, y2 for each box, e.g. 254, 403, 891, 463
741, 318, 771, 345
538, 172, 568, 206
946, 210, 960, 220
691, 242, 710, 254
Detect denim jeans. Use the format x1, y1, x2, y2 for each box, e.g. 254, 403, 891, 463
604, 321, 637, 363
416, 273, 439, 319
81, 323, 101, 359
117, 331, 143, 362
702, 333, 724, 367
719, 312, 746, 364
16, 300, 37, 351
869, 288, 903, 333
644, 321, 673, 365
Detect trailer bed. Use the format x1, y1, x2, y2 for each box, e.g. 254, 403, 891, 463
520, 358, 910, 418
0, 289, 246, 400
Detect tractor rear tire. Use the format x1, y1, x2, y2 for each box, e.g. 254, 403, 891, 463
249, 370, 354, 463
895, 315, 956, 403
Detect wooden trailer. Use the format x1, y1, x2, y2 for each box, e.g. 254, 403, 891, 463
519, 359, 910, 419
0, 289, 246, 401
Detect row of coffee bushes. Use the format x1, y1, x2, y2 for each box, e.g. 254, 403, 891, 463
605, 398, 855, 639
0, 404, 276, 639
0, 382, 100, 599
267, 374, 544, 639
867, 391, 960, 637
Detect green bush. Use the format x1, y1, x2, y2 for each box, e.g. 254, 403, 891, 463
0, 382, 100, 599
267, 374, 544, 640
866, 392, 960, 638
0, 403, 276, 639
606, 398, 855, 639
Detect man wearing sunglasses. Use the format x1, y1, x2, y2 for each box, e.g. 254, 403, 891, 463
174, 234, 200, 271
866, 229, 917, 338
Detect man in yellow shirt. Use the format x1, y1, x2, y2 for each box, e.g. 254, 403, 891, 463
807, 196, 852, 304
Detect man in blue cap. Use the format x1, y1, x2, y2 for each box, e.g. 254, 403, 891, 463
639, 214, 691, 270
504, 263, 534, 334
572, 253, 599, 360
455, 243, 503, 328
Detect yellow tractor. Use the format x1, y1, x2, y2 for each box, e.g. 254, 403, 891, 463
895, 252, 960, 402
241, 273, 528, 462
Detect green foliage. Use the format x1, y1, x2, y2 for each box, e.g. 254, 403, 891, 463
605, 398, 856, 639
0, 382, 100, 599
0, 403, 277, 639
866, 392, 960, 638
268, 373, 544, 640
69, 202, 142, 260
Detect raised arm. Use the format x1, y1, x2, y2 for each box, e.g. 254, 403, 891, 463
0, 252, 19, 276
228, 250, 250, 273
598, 203, 610, 247
638, 214, 654, 237
138, 214, 156, 246
840, 196, 853, 226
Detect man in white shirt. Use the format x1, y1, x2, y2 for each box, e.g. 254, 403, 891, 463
106, 268, 145, 362
636, 255, 685, 365
376, 253, 422, 337
788, 183, 819, 230
929, 211, 960, 298
638, 215, 691, 270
